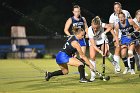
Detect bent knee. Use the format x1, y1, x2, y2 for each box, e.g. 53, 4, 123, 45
62, 69, 69, 75
128, 50, 133, 57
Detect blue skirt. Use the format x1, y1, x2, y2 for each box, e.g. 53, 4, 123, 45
121, 36, 134, 46
56, 51, 72, 64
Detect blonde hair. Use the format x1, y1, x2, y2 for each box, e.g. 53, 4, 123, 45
72, 26, 84, 35
91, 16, 101, 25
135, 9, 140, 16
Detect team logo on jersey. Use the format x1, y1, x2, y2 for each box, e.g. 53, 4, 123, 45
73, 22, 84, 28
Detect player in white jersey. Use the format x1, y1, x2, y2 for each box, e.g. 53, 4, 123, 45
109, 2, 132, 72
133, 9, 140, 71
88, 16, 119, 81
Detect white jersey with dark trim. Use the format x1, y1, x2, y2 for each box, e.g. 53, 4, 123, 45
133, 18, 140, 27
109, 10, 131, 26
109, 10, 131, 39
88, 23, 108, 46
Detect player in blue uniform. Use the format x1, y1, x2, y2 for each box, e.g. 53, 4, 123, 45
64, 5, 89, 76
115, 12, 140, 74
45, 27, 94, 83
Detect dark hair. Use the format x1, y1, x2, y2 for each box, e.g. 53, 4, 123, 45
91, 16, 101, 25
135, 9, 140, 16
73, 5, 80, 10
114, 2, 122, 8
118, 12, 125, 17
72, 26, 84, 35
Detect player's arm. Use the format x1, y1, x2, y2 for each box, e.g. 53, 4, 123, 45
89, 38, 104, 56
82, 17, 88, 37
64, 18, 72, 36
114, 23, 120, 46
71, 41, 94, 69
129, 19, 140, 31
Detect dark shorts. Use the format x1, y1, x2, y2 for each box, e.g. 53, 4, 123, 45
56, 51, 72, 64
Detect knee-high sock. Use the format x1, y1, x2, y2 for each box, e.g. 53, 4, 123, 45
122, 57, 128, 67
129, 57, 135, 69
89, 60, 96, 78
50, 70, 64, 77
107, 53, 114, 63
134, 53, 139, 67
138, 55, 140, 66
78, 65, 85, 79
114, 55, 120, 64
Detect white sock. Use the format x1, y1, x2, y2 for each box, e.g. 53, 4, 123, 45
138, 55, 140, 65
89, 60, 96, 79
113, 55, 120, 64
127, 57, 131, 69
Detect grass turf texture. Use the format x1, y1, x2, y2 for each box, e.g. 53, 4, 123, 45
0, 58, 140, 93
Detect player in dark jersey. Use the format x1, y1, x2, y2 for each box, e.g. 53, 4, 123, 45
115, 12, 140, 74
45, 27, 94, 83
64, 5, 89, 76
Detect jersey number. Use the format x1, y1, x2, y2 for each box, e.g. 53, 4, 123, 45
63, 42, 69, 49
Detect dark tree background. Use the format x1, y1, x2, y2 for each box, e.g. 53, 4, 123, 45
0, 0, 139, 36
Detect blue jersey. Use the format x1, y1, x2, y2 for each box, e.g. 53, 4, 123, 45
119, 19, 134, 45
71, 16, 84, 33
119, 19, 134, 36
70, 16, 86, 46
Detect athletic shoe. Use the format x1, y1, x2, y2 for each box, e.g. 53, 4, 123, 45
45, 71, 51, 81
123, 67, 129, 74
113, 61, 121, 73
85, 72, 88, 77
79, 78, 89, 83
90, 78, 95, 82
131, 69, 135, 75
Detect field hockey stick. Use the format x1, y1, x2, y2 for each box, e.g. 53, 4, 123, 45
102, 40, 106, 77
76, 57, 110, 80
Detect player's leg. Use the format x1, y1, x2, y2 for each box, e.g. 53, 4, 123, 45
68, 58, 88, 83
114, 41, 121, 72
121, 45, 129, 74
45, 51, 69, 81
135, 44, 140, 71
128, 43, 135, 74
79, 38, 88, 76
89, 45, 97, 81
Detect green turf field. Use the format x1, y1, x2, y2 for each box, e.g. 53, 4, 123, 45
0, 58, 140, 93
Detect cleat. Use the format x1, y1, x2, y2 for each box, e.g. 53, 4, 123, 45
85, 72, 88, 77
123, 67, 129, 74
131, 69, 135, 75
45, 71, 51, 81
79, 78, 89, 83
90, 78, 95, 82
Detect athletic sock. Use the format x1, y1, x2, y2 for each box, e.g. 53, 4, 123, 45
107, 53, 114, 63
113, 55, 120, 64
122, 57, 128, 67
49, 70, 64, 77
78, 65, 85, 79
89, 60, 96, 79
138, 55, 140, 66
134, 53, 140, 68
130, 57, 135, 69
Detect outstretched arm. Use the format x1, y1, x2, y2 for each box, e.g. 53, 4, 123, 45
71, 41, 94, 69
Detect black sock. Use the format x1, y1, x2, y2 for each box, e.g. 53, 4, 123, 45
50, 70, 64, 77
130, 57, 135, 69
122, 57, 128, 67
78, 65, 85, 79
